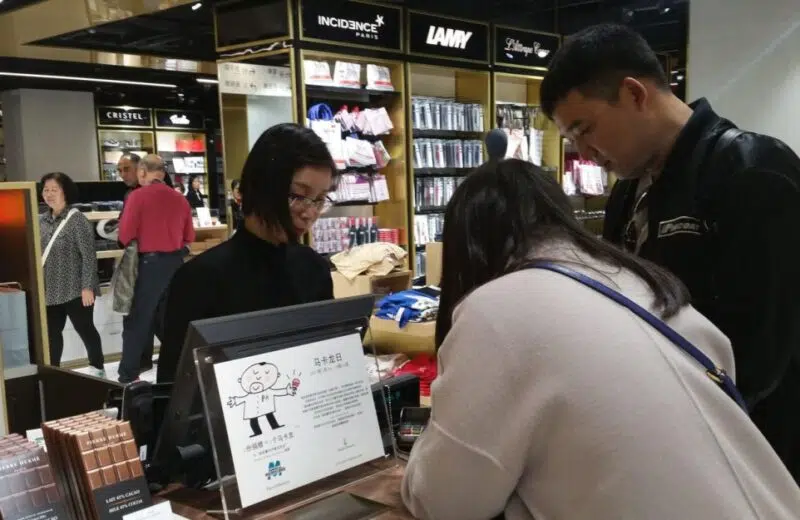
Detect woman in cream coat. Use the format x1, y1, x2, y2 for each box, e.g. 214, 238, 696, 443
401, 159, 800, 520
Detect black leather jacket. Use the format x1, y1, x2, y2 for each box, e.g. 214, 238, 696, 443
604, 98, 800, 480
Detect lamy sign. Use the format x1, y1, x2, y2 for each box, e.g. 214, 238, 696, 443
301, 0, 402, 51
408, 11, 488, 63
493, 26, 560, 70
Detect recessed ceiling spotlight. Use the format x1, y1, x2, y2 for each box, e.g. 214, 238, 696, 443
192, 2, 202, 10
661, 7, 671, 14
677, 74, 685, 81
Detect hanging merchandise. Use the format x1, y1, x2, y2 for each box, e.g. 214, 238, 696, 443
565, 159, 607, 196
366, 64, 394, 91
304, 60, 333, 86
373, 141, 392, 168
504, 128, 529, 162
355, 108, 394, 136
496, 102, 545, 166
333, 61, 362, 89
334, 106, 357, 133
345, 137, 378, 167
413, 139, 483, 169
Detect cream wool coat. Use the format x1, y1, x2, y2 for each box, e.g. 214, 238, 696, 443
402, 245, 800, 520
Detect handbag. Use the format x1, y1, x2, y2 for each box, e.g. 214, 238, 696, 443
41, 208, 78, 266
526, 262, 748, 412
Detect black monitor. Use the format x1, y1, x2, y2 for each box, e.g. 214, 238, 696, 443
151, 296, 375, 489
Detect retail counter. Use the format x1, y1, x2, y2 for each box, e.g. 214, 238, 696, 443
159, 464, 411, 519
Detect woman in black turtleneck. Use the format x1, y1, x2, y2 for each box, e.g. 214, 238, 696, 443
157, 124, 338, 383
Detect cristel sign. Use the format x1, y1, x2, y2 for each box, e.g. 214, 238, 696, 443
301, 0, 402, 51
97, 107, 152, 128
408, 11, 489, 63
493, 26, 560, 70
155, 109, 205, 130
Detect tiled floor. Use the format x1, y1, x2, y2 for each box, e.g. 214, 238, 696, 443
71, 356, 158, 384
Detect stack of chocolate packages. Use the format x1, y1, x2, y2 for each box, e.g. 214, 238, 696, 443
42, 412, 153, 520
0, 433, 66, 520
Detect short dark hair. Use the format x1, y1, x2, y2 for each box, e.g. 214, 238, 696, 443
120, 153, 141, 166
240, 123, 337, 243
540, 24, 670, 119
435, 159, 689, 347
40, 172, 79, 205
231, 179, 240, 191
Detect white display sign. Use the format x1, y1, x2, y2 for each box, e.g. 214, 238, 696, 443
218, 62, 292, 97
213, 333, 385, 508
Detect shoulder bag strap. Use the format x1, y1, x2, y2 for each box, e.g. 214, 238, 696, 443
526, 261, 748, 412
42, 208, 79, 267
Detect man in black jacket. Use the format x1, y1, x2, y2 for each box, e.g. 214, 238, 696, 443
541, 24, 800, 481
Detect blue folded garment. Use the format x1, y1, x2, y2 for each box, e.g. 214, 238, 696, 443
375, 290, 439, 328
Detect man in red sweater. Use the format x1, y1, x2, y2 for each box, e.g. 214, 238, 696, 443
118, 155, 194, 383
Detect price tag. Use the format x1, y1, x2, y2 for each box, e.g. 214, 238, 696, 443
122, 502, 173, 520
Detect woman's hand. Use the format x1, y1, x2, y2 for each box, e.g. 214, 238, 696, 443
81, 289, 95, 307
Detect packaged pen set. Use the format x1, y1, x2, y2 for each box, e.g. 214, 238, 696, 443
0, 433, 68, 520
41, 412, 153, 520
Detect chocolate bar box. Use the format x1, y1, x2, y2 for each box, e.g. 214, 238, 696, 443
42, 413, 152, 520
0, 433, 67, 520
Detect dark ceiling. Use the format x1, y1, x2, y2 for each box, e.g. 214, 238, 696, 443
31, 1, 217, 62
0, 0, 45, 15
27, 0, 688, 63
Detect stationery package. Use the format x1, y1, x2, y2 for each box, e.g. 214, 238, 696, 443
41, 412, 152, 520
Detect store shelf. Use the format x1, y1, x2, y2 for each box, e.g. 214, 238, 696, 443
415, 207, 447, 215
96, 250, 124, 260
306, 85, 400, 103
83, 211, 120, 221
412, 130, 485, 139
335, 201, 379, 207
414, 168, 472, 177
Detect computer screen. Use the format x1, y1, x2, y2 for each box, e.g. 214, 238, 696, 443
151, 296, 375, 488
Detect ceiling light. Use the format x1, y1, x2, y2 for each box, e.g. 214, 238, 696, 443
677, 74, 684, 81
192, 2, 202, 10
661, 7, 671, 14
670, 82, 678, 87
197, 77, 219, 84
0, 72, 177, 88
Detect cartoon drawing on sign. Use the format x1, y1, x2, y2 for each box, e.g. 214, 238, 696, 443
226, 362, 301, 438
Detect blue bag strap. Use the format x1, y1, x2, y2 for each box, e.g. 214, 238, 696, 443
526, 261, 748, 412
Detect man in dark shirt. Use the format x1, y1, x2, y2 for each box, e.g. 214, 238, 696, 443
540, 24, 800, 480
118, 155, 195, 383
157, 123, 338, 383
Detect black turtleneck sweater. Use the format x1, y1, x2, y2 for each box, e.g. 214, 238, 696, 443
156, 227, 333, 383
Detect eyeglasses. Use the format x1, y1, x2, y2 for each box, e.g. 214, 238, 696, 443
288, 193, 333, 213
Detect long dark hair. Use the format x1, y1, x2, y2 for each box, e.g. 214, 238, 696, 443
240, 123, 337, 243
435, 159, 690, 347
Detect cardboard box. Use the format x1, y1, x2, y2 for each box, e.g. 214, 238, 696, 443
425, 242, 443, 286
332, 270, 412, 299
366, 316, 436, 355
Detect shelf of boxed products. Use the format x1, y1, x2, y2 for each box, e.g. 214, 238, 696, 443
413, 168, 472, 177
311, 216, 401, 257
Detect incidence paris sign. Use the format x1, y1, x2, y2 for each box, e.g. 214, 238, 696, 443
493, 25, 560, 70
97, 107, 152, 128
301, 0, 402, 51
408, 11, 489, 63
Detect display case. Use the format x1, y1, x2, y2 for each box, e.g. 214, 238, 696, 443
0, 104, 6, 182
155, 109, 209, 203
299, 49, 409, 259
96, 106, 156, 182
0, 182, 49, 373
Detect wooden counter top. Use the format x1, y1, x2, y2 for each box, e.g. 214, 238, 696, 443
160, 463, 412, 519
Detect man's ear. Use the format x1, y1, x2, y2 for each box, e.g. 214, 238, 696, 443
619, 77, 649, 111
